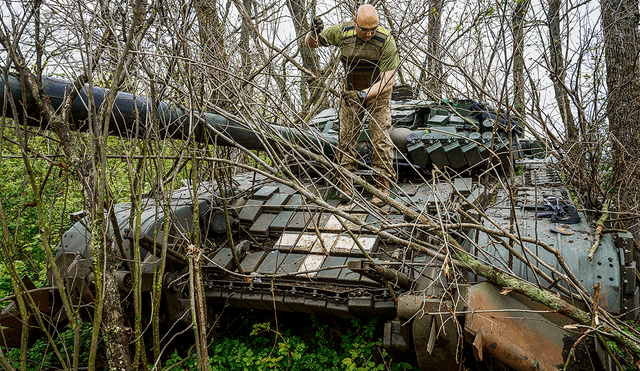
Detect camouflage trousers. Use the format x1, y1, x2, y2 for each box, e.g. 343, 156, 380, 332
338, 89, 395, 179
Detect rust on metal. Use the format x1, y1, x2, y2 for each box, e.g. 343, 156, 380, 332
464, 282, 577, 371
0, 279, 62, 348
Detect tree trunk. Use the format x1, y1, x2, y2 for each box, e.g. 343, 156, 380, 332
511, 0, 529, 124
600, 0, 640, 214
547, 0, 577, 141
102, 238, 132, 370
89, 2, 147, 367
426, 0, 443, 99
239, 0, 253, 79
286, 0, 320, 106
194, 0, 229, 106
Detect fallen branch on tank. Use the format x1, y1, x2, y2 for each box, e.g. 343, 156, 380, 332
589, 199, 610, 261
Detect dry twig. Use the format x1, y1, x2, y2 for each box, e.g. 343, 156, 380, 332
588, 200, 610, 261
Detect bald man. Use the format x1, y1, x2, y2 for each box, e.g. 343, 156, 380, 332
306, 5, 399, 206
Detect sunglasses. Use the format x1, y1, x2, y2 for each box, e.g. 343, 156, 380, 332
356, 20, 378, 34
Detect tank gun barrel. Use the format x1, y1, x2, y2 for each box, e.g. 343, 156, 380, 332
0, 73, 336, 155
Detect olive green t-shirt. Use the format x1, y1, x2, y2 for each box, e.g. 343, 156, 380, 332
319, 22, 400, 72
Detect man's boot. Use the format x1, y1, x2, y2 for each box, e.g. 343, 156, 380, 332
371, 176, 390, 207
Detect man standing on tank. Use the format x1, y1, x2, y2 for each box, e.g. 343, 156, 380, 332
306, 5, 399, 206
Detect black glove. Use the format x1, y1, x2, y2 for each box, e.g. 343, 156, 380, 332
341, 90, 363, 105
311, 16, 324, 35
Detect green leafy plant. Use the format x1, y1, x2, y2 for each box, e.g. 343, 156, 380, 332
165, 314, 418, 371
5, 321, 93, 370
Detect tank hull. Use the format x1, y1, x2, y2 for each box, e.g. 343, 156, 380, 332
0, 73, 636, 370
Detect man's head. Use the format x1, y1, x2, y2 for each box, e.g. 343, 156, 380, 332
354, 4, 379, 42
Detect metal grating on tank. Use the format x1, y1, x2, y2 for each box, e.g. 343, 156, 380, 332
523, 164, 562, 186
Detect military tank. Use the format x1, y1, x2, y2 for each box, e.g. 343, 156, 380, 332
0, 73, 637, 370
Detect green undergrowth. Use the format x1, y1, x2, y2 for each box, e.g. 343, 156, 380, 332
606, 321, 638, 371
1, 315, 416, 370
5, 322, 93, 370
164, 315, 416, 371
0, 131, 197, 303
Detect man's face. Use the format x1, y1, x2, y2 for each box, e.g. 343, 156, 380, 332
354, 17, 378, 42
